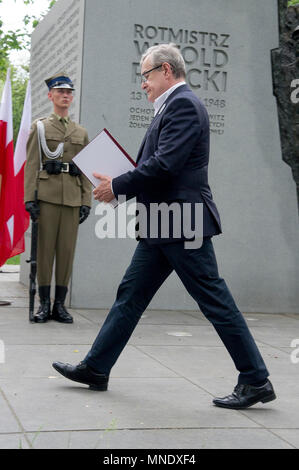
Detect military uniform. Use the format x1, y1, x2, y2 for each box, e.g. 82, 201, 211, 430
25, 73, 92, 323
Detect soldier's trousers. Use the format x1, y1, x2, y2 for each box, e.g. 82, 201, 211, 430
37, 201, 80, 286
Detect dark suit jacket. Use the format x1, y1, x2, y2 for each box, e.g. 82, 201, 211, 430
113, 84, 222, 243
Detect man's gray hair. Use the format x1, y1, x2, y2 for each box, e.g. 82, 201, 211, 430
140, 43, 186, 79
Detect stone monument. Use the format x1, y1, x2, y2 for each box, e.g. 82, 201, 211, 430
21, 0, 299, 314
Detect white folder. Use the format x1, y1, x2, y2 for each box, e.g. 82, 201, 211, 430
73, 128, 136, 207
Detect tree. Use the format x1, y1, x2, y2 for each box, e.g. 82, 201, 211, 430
0, 0, 56, 142
0, 9, 24, 81
11, 67, 29, 143
0, 0, 57, 78
23, 0, 56, 33
0, 67, 29, 144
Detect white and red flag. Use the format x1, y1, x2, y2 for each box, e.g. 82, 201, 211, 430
0, 70, 30, 266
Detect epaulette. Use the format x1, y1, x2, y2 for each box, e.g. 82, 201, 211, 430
30, 117, 46, 132
32, 117, 46, 125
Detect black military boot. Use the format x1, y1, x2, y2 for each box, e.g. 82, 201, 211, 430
51, 286, 73, 323
35, 286, 51, 323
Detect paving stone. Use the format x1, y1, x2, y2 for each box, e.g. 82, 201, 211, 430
26, 428, 294, 449
0, 278, 298, 449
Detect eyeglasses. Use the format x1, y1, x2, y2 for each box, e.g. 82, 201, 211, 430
141, 65, 163, 83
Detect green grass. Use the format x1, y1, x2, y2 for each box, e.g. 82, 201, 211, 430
6, 255, 20, 265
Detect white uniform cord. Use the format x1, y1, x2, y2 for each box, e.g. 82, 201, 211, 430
37, 120, 64, 171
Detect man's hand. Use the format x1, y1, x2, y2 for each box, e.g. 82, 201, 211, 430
93, 173, 114, 203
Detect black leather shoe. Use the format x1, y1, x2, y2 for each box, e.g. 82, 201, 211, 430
51, 286, 73, 323
52, 361, 109, 391
34, 286, 51, 323
213, 380, 276, 409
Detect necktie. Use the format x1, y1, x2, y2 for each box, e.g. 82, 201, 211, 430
60, 117, 68, 129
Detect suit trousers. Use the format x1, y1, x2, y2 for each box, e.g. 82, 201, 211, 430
85, 238, 269, 384
37, 201, 80, 286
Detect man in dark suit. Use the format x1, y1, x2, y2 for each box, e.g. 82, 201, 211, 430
53, 44, 276, 409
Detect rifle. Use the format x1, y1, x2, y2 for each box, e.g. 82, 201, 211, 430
26, 190, 38, 323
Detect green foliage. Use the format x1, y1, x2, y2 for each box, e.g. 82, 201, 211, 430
0, 0, 57, 79
11, 67, 29, 143
23, 0, 57, 32
0, 0, 56, 143
0, 1, 30, 79
0, 19, 24, 81
6, 255, 20, 265
288, 0, 299, 6
0, 67, 29, 144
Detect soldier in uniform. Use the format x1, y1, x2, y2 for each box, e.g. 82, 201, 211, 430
24, 72, 92, 324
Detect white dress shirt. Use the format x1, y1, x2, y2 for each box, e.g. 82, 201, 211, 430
153, 81, 186, 116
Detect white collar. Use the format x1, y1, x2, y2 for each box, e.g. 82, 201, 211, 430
153, 81, 186, 116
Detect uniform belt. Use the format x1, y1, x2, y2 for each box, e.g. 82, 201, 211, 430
43, 161, 81, 176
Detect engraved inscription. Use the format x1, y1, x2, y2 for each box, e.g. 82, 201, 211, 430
129, 24, 230, 136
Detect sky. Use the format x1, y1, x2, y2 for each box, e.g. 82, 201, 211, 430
0, 0, 51, 65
